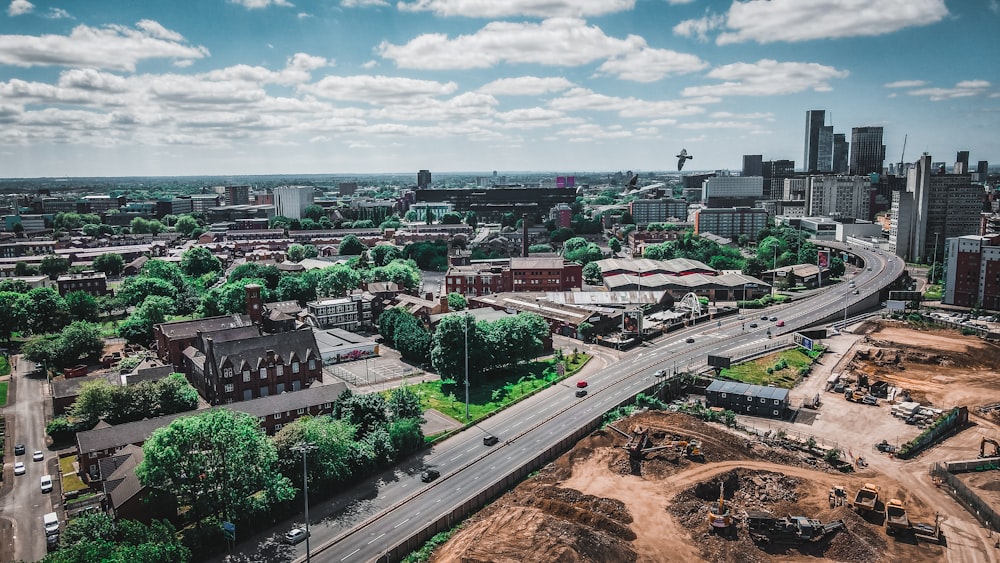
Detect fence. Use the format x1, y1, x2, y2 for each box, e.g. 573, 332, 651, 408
931, 461, 1000, 533
896, 406, 969, 459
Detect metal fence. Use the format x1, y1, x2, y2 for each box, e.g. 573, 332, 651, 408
931, 461, 1000, 533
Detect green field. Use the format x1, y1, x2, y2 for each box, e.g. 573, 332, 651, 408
719, 346, 824, 388
0, 381, 7, 406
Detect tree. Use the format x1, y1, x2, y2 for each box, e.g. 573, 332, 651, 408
440, 212, 463, 224
69, 379, 115, 426
336, 392, 389, 439
277, 275, 316, 305
582, 262, 603, 285
387, 387, 424, 421
339, 234, 366, 256
26, 287, 69, 334
119, 295, 176, 347
55, 321, 104, 367
200, 279, 273, 317
425, 208, 434, 224
447, 292, 467, 311
92, 253, 125, 277
45, 514, 190, 563
387, 417, 424, 457
608, 238, 622, 254
39, 255, 71, 280
140, 259, 186, 292
742, 256, 765, 278
370, 244, 402, 268
286, 243, 306, 262
549, 227, 575, 243
620, 211, 635, 224
303, 204, 325, 222
117, 276, 177, 308
430, 314, 486, 381
316, 265, 361, 297
829, 257, 846, 278
303, 244, 319, 259
174, 215, 201, 237
228, 262, 281, 289
180, 246, 222, 277
157, 373, 200, 415
65, 291, 100, 323
393, 316, 431, 364
273, 416, 360, 491
464, 211, 478, 229
577, 321, 595, 340
137, 409, 294, 526
0, 291, 28, 342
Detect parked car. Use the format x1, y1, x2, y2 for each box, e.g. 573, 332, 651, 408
853, 289, 860, 295
575, 389, 588, 398
283, 528, 309, 545
40, 474, 53, 493
483, 435, 499, 446
13, 462, 25, 476
32, 451, 44, 462
576, 380, 588, 388
420, 469, 441, 482
14, 444, 25, 456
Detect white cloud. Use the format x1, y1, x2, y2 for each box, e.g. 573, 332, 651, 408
494, 107, 582, 129
378, 18, 645, 70
0, 21, 209, 71
666, 0, 695, 4
361, 60, 377, 69
550, 87, 713, 119
396, 0, 634, 18
44, 7, 72, 19
991, 0, 999, 14
709, 111, 774, 120
907, 80, 991, 101
883, 80, 927, 88
302, 75, 458, 103
7, 0, 32, 16
677, 121, 757, 129
682, 59, 849, 97
673, 13, 725, 41
342, 0, 388, 6
596, 47, 707, 82
229, 0, 293, 8
478, 76, 574, 96
674, 0, 948, 45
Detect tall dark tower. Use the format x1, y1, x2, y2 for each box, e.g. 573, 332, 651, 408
954, 151, 969, 174
245, 283, 263, 324
417, 169, 432, 189
833, 133, 849, 173
521, 214, 529, 258
742, 155, 763, 177
803, 110, 826, 172
849, 126, 886, 175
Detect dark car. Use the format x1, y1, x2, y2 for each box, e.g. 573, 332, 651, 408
685, 337, 695, 343
575, 389, 588, 398
420, 469, 440, 482
749, 322, 758, 328
483, 435, 499, 446
283, 528, 309, 545
14, 444, 25, 456
760, 315, 768, 320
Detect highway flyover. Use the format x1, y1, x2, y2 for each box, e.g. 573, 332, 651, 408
234, 244, 905, 563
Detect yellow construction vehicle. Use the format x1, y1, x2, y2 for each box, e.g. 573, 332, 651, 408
852, 483, 880, 514
885, 499, 911, 535
980, 437, 1000, 458
708, 482, 732, 531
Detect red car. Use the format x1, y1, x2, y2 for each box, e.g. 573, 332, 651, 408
776, 320, 785, 327
576, 380, 588, 388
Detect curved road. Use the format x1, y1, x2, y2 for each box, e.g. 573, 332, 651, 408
225, 244, 905, 563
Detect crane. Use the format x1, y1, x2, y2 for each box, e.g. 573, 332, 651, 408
898, 134, 907, 173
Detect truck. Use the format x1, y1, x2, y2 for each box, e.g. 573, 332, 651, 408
853, 483, 880, 514
885, 499, 910, 535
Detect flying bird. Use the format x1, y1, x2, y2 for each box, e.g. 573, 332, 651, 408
676, 149, 693, 171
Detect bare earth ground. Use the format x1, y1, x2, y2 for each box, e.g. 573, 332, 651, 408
429, 323, 1000, 563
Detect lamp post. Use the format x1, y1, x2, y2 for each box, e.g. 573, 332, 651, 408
464, 312, 470, 422
931, 231, 940, 285
293, 442, 318, 563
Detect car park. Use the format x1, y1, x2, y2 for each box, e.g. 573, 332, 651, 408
40, 474, 52, 493
575, 389, 587, 398
32, 451, 44, 462
284, 527, 309, 545
420, 469, 440, 482
14, 444, 25, 456
13, 462, 25, 475
576, 380, 588, 388
483, 435, 499, 446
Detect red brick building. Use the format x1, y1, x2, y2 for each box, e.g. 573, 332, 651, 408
445, 257, 583, 297
943, 234, 1000, 309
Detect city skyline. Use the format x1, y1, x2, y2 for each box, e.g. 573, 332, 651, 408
1, 0, 997, 178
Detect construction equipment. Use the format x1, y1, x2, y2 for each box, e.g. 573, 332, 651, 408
745, 510, 845, 544
885, 499, 910, 535
980, 437, 1000, 458
708, 481, 732, 530
607, 424, 703, 460
912, 513, 943, 544
828, 486, 846, 508
853, 483, 880, 514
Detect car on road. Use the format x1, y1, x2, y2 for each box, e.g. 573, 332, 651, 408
685, 337, 695, 343
867, 266, 872, 271
853, 289, 860, 295
760, 315, 768, 320
13, 462, 25, 476
749, 322, 758, 328
420, 468, 440, 482
776, 320, 785, 327
483, 435, 499, 446
284, 527, 309, 545
14, 444, 25, 456
653, 369, 666, 377
575, 389, 587, 398
769, 316, 777, 322
576, 380, 588, 388
32, 450, 44, 462
40, 474, 52, 493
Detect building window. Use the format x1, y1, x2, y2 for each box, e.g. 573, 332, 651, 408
297, 408, 305, 414
223, 367, 234, 378
224, 384, 234, 393
260, 367, 267, 379
243, 371, 251, 383
308, 359, 316, 370
323, 402, 332, 409
773, 399, 780, 405
258, 416, 265, 423
274, 423, 283, 432
720, 393, 726, 398
292, 361, 300, 374
89, 451, 97, 459
276, 364, 284, 376
275, 412, 282, 420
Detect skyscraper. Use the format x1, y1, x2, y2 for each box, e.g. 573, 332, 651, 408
803, 110, 826, 172
849, 126, 886, 175
272, 186, 314, 220
417, 169, 432, 189
742, 155, 763, 177
817, 125, 834, 172
763, 160, 795, 200
833, 134, 849, 173
977, 161, 990, 182
954, 151, 969, 174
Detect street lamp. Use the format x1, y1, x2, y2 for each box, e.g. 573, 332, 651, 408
464, 312, 470, 422
931, 232, 940, 285
293, 442, 318, 563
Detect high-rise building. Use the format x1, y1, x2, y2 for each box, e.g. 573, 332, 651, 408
954, 151, 970, 174
701, 175, 763, 207
417, 169, 432, 189
763, 160, 795, 200
817, 125, 834, 172
628, 199, 688, 225
693, 207, 770, 240
224, 185, 250, 206
833, 134, 849, 173
742, 155, 763, 177
849, 126, 886, 175
272, 186, 314, 220
977, 161, 990, 183
804, 175, 871, 220
942, 234, 1000, 309
339, 182, 358, 196
803, 110, 826, 172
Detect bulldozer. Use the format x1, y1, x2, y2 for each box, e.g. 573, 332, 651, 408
980, 437, 1000, 458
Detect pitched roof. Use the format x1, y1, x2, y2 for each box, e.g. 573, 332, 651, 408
155, 314, 253, 340
51, 373, 121, 399
206, 328, 320, 372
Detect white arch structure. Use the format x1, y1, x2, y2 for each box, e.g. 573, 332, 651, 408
677, 292, 702, 324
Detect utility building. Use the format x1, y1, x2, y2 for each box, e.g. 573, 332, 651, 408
705, 380, 790, 418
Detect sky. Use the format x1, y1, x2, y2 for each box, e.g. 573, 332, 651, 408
0, 0, 997, 178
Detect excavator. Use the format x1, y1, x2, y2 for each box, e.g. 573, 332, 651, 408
607, 424, 703, 460
708, 481, 732, 531
980, 437, 1000, 458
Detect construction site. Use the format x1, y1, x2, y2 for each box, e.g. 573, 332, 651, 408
427, 320, 1000, 563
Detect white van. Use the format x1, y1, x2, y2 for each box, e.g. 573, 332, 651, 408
40, 475, 53, 493
43, 512, 59, 535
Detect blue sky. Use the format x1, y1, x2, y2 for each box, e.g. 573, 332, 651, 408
0, 0, 997, 177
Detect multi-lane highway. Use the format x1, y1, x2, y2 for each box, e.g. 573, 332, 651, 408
238, 244, 903, 563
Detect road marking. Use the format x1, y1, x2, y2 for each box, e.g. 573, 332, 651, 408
450, 455, 461, 461
490, 466, 495, 470
393, 518, 410, 529
368, 533, 385, 544
467, 447, 477, 453
456, 487, 462, 491
436, 499, 442, 503
341, 548, 360, 561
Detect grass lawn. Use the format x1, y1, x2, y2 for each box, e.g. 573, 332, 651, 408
406, 353, 590, 424
924, 284, 943, 300
720, 346, 824, 389
59, 455, 89, 493
0, 381, 7, 406
0, 356, 9, 377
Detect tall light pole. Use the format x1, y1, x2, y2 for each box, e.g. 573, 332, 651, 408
464, 312, 470, 422
931, 232, 940, 285
293, 442, 317, 562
